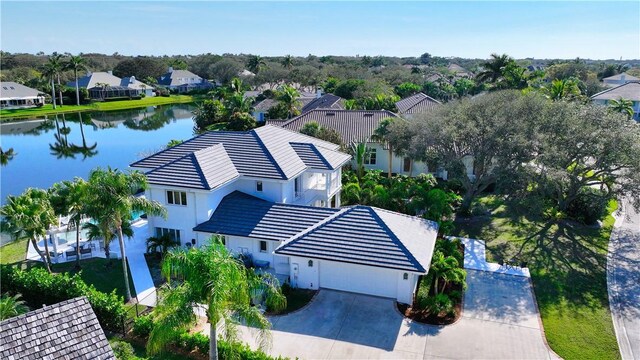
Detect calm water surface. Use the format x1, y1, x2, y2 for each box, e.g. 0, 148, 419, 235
0, 104, 197, 203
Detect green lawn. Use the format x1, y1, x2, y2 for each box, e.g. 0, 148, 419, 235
0, 239, 29, 264
0, 95, 195, 120
452, 195, 619, 360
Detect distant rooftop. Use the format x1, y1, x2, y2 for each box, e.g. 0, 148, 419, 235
395, 92, 441, 115
591, 81, 640, 101
0, 82, 44, 99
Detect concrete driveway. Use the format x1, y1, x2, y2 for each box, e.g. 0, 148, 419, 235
237, 270, 557, 359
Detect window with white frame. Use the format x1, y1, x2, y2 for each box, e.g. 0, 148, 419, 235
167, 190, 187, 205
155, 227, 181, 242
364, 147, 377, 165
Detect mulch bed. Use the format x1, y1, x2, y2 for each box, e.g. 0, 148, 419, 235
397, 282, 464, 325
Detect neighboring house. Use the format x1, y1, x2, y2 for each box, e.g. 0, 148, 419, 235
301, 93, 345, 113
270, 109, 451, 177
251, 92, 322, 122
0, 297, 115, 360
157, 67, 213, 93
193, 191, 438, 304
0, 82, 45, 109
602, 73, 639, 87
395, 92, 441, 116
591, 81, 640, 121
67, 71, 154, 100
130, 125, 351, 248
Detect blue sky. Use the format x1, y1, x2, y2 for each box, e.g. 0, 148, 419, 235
2, 1, 639, 59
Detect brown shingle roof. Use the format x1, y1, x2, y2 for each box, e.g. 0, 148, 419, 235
270, 109, 400, 144
0, 297, 115, 360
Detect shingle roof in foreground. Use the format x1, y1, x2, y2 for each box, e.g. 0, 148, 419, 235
131, 125, 350, 182
0, 297, 115, 360
193, 191, 340, 240
194, 191, 438, 273
271, 109, 400, 143
395, 92, 441, 114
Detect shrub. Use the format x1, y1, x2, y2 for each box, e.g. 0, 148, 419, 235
566, 188, 610, 225
281, 282, 291, 295
0, 265, 126, 332
425, 293, 455, 316
132, 314, 154, 337
415, 274, 433, 310
111, 340, 136, 360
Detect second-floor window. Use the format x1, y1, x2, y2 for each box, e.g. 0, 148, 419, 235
364, 147, 377, 165
167, 190, 187, 206
256, 181, 263, 192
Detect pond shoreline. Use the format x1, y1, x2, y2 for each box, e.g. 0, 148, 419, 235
0, 95, 199, 122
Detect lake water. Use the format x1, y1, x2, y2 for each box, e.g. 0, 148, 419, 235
0, 104, 197, 204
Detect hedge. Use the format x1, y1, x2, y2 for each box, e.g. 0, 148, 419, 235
0, 265, 126, 332
132, 314, 286, 360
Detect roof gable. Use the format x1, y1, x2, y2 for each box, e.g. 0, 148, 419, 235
591, 81, 640, 101
0, 82, 43, 99
275, 205, 438, 273
301, 94, 345, 113
0, 297, 115, 360
395, 92, 441, 114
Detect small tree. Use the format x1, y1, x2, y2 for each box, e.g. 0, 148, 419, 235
0, 294, 28, 320
146, 233, 179, 256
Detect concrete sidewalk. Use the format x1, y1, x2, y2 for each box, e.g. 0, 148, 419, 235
126, 221, 157, 306
445, 236, 531, 277
608, 198, 640, 360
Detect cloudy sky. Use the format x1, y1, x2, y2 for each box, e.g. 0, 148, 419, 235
2, 1, 639, 59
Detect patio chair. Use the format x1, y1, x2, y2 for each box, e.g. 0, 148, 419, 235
80, 247, 92, 259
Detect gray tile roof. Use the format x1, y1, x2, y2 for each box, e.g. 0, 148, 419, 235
157, 69, 203, 86
66, 72, 122, 89
0, 297, 115, 360
193, 191, 340, 240
301, 94, 344, 113
0, 82, 44, 99
271, 109, 400, 143
395, 92, 442, 114
121, 76, 153, 90
145, 144, 239, 190
602, 73, 639, 82
131, 125, 350, 182
275, 206, 438, 273
591, 81, 640, 101
254, 97, 316, 112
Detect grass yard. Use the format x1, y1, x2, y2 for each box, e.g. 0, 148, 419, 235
0, 238, 29, 264
0, 95, 195, 120
452, 195, 619, 360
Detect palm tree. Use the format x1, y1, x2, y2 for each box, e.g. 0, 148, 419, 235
41, 62, 59, 109
1, 188, 57, 272
350, 142, 371, 180
275, 85, 301, 118
372, 118, 396, 178
429, 251, 466, 295
281, 55, 294, 70
544, 78, 581, 101
147, 237, 286, 360
71, 113, 98, 159
476, 53, 514, 84
49, 53, 65, 107
65, 55, 86, 106
146, 233, 179, 256
609, 98, 634, 118
85, 167, 167, 301
225, 93, 253, 114
49, 178, 89, 269
0, 147, 16, 166
247, 55, 267, 74
83, 217, 133, 261
0, 294, 28, 320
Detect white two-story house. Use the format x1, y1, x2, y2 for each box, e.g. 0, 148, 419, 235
130, 125, 438, 304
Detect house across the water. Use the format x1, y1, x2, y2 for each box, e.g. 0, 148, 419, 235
67, 71, 155, 100
0, 82, 45, 109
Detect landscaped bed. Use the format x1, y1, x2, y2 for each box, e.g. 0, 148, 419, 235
452, 194, 619, 360
397, 239, 465, 325
268, 284, 317, 315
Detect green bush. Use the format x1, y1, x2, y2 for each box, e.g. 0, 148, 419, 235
425, 293, 455, 316
566, 188, 610, 225
132, 315, 154, 337
111, 340, 136, 360
0, 265, 126, 332
415, 274, 433, 310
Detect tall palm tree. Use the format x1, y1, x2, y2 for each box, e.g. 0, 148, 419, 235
281, 55, 294, 70
147, 237, 286, 360
608, 98, 634, 119
476, 53, 514, 84
276, 85, 301, 118
49, 53, 65, 107
41, 62, 59, 109
372, 118, 396, 178
247, 55, 267, 74
49, 178, 89, 269
429, 251, 466, 295
65, 55, 86, 106
1, 188, 56, 272
0, 147, 16, 166
83, 218, 133, 260
85, 167, 167, 301
350, 142, 371, 180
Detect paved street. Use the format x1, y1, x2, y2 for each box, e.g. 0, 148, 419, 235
608, 198, 640, 360
236, 271, 557, 359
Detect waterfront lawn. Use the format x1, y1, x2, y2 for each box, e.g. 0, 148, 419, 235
0, 95, 195, 120
452, 195, 619, 360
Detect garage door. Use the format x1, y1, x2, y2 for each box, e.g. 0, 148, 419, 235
319, 260, 398, 298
